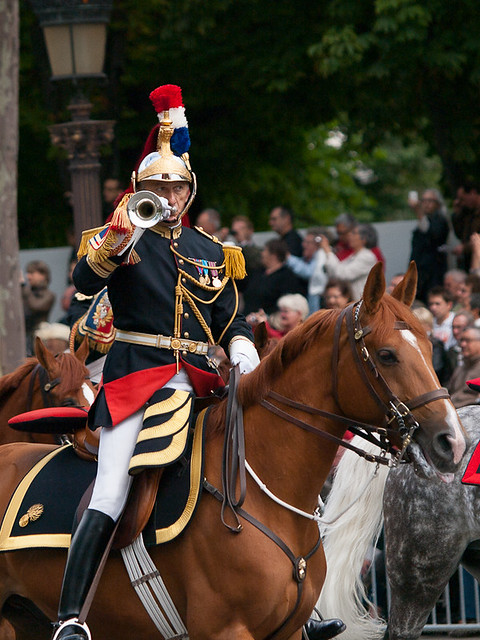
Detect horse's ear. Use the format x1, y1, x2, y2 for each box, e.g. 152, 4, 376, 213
390, 261, 418, 308
362, 262, 385, 314
254, 322, 269, 352
34, 336, 57, 372
74, 337, 90, 364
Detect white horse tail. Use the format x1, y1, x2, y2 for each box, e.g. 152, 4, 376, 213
316, 436, 389, 640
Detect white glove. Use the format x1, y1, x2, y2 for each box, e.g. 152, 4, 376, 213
87, 224, 145, 265
229, 337, 260, 374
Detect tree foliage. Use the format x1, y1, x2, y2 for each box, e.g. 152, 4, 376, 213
18, 0, 480, 246
308, 0, 480, 188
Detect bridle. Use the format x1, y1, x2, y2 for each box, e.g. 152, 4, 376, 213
26, 363, 61, 411
260, 300, 450, 467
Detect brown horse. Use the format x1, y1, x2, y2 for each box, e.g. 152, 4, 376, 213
0, 337, 94, 445
0, 263, 467, 640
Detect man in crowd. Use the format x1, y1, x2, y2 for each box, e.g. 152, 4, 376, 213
268, 206, 303, 256
444, 269, 468, 312
196, 207, 230, 242
333, 213, 356, 261
446, 310, 475, 373
242, 238, 304, 315
428, 286, 456, 351
451, 182, 480, 271
21, 259, 56, 356
409, 188, 449, 303
102, 178, 124, 221
448, 326, 480, 408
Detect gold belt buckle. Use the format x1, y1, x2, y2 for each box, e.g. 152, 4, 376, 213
170, 338, 181, 350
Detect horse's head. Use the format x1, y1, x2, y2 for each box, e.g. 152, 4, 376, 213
34, 337, 96, 409
345, 261, 466, 479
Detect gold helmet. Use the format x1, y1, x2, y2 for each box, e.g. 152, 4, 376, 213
132, 85, 197, 222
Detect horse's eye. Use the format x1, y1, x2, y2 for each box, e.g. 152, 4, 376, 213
377, 349, 398, 365
61, 397, 77, 407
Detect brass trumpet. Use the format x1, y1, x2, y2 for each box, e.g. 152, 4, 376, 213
126, 191, 174, 228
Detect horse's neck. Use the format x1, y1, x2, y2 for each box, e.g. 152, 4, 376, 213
244, 359, 344, 516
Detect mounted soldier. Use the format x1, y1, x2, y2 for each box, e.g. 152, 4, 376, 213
52, 84, 344, 640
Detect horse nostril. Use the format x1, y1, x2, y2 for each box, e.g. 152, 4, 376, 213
435, 433, 453, 458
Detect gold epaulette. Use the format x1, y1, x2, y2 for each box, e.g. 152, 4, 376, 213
77, 225, 108, 260
223, 244, 246, 280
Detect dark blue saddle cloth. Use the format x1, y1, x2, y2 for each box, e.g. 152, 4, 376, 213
0, 409, 208, 552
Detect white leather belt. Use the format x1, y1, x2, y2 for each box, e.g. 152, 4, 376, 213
115, 329, 209, 355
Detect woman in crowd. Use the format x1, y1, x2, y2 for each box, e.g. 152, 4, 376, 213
246, 293, 309, 339
320, 223, 377, 301
323, 278, 353, 310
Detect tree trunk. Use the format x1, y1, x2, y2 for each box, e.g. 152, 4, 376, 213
0, 0, 25, 374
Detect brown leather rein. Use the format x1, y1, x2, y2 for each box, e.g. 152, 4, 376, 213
260, 301, 450, 467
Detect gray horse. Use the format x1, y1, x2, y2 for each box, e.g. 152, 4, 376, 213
317, 404, 480, 640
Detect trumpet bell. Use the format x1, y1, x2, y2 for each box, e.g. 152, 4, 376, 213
127, 191, 170, 228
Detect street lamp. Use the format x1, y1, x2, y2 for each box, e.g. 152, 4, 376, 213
29, 0, 115, 245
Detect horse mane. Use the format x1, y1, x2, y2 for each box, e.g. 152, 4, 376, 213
207, 309, 338, 438
238, 308, 339, 408
0, 358, 38, 399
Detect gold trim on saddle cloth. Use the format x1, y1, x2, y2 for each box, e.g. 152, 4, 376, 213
0, 447, 71, 551
154, 408, 206, 544
129, 389, 193, 474
115, 330, 209, 355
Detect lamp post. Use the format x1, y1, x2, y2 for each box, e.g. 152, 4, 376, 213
29, 0, 115, 245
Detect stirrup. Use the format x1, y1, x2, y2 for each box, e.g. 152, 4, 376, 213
52, 618, 92, 640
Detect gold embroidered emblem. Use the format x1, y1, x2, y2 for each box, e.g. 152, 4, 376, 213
19, 503, 44, 528
92, 292, 113, 328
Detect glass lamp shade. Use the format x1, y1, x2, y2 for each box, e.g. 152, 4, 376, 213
43, 22, 107, 80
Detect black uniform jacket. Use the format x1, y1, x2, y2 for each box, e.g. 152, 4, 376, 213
73, 224, 253, 427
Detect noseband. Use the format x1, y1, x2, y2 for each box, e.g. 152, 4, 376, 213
261, 301, 450, 466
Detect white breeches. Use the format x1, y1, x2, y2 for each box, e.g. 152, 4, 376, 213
88, 368, 194, 521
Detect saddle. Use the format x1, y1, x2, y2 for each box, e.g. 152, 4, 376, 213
2, 403, 213, 552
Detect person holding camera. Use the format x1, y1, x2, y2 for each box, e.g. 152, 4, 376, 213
320, 223, 377, 302
286, 227, 329, 313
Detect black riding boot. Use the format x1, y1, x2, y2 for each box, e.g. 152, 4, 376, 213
304, 617, 346, 640
52, 509, 116, 640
